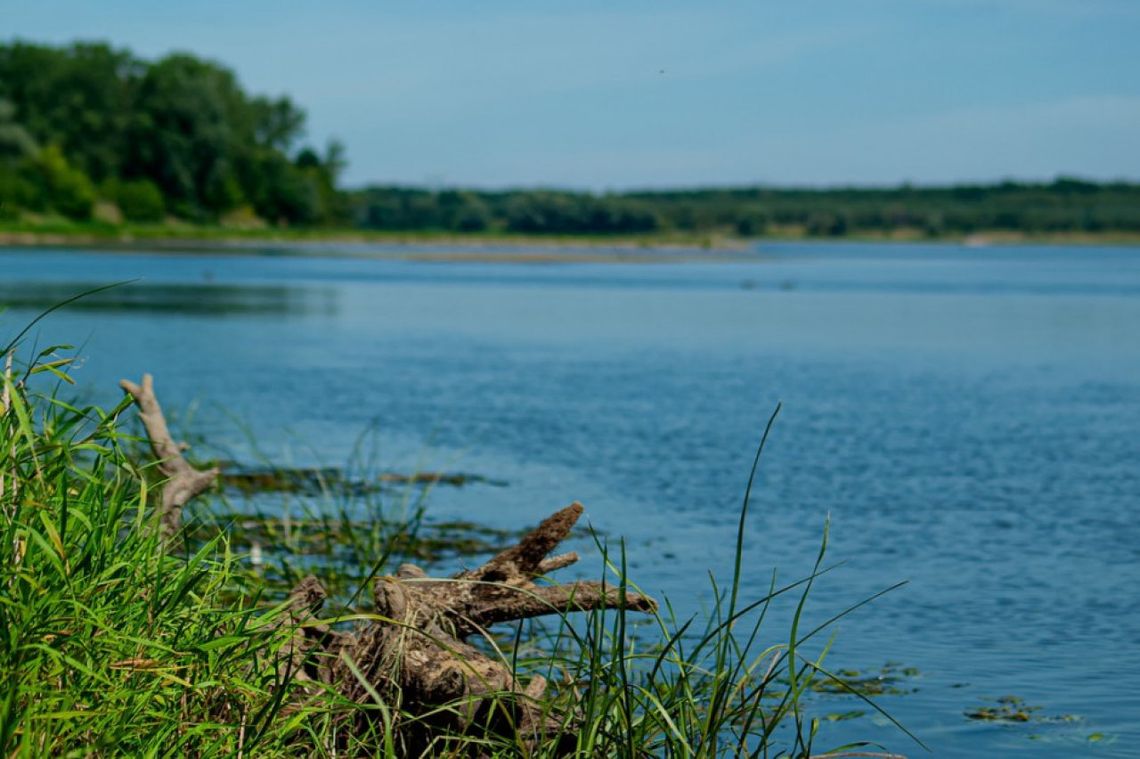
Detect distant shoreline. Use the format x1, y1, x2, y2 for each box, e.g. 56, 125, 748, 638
2, 221, 1139, 256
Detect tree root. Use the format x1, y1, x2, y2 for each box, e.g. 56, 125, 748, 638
121, 372, 658, 754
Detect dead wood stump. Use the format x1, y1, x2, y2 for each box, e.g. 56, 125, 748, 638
122, 373, 658, 754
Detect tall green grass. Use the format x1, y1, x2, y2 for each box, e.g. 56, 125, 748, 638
0, 337, 917, 757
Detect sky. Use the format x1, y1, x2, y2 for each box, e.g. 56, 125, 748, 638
4, 0, 1139, 189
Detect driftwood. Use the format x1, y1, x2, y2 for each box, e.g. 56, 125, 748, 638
120, 374, 219, 537
121, 373, 658, 754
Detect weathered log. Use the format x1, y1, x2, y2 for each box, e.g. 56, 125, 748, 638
333, 502, 656, 744
123, 373, 658, 754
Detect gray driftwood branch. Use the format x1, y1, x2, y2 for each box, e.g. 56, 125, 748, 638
120, 374, 219, 538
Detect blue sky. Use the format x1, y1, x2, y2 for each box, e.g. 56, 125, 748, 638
4, 0, 1139, 189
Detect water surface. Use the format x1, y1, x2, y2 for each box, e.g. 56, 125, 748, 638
2, 241, 1138, 756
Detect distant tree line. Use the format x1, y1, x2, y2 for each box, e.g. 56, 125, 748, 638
350, 180, 1140, 237
3, 41, 1138, 238
0, 41, 346, 225
350, 188, 663, 235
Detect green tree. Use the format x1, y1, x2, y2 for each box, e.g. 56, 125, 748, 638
126, 54, 247, 218
245, 149, 320, 224
22, 145, 96, 219
0, 41, 353, 226
0, 42, 138, 181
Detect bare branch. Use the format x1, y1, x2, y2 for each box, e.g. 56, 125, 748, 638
537, 552, 579, 574
466, 580, 657, 628
120, 374, 219, 537
463, 502, 583, 581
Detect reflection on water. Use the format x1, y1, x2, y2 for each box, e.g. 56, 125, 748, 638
0, 282, 337, 316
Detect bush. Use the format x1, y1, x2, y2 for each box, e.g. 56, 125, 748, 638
0, 168, 37, 219
21, 145, 96, 219
114, 178, 166, 222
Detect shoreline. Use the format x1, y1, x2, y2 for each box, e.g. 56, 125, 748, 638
2, 223, 1139, 258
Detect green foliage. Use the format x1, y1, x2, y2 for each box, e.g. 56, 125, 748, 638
502, 191, 661, 234
0, 170, 36, 220
105, 178, 166, 222
735, 210, 769, 237
439, 189, 492, 232
353, 188, 664, 235
125, 55, 243, 218
19, 145, 96, 219
0, 99, 37, 163
805, 210, 849, 237
0, 353, 277, 754
0, 42, 136, 182
350, 179, 1140, 238
0, 41, 347, 226
242, 149, 321, 225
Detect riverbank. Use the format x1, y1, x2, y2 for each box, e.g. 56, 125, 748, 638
0, 219, 740, 251
3, 218, 1139, 253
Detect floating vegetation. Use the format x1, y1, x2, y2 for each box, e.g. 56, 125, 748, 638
964, 695, 1079, 725
754, 661, 919, 726
810, 661, 921, 697
1023, 730, 1118, 749
219, 465, 507, 496
220, 466, 354, 496
965, 695, 1116, 748
966, 695, 1040, 723
822, 710, 867, 722
192, 514, 515, 565
378, 471, 508, 487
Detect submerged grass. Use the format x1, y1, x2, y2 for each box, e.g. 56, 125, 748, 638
0, 333, 918, 757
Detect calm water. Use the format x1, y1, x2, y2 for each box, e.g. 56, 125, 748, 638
2, 241, 1139, 756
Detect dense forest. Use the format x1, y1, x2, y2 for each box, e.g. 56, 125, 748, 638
2, 41, 1139, 239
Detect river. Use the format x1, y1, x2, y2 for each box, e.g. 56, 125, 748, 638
2, 240, 1138, 757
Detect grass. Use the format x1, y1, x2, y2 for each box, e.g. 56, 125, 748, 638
0, 331, 919, 757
